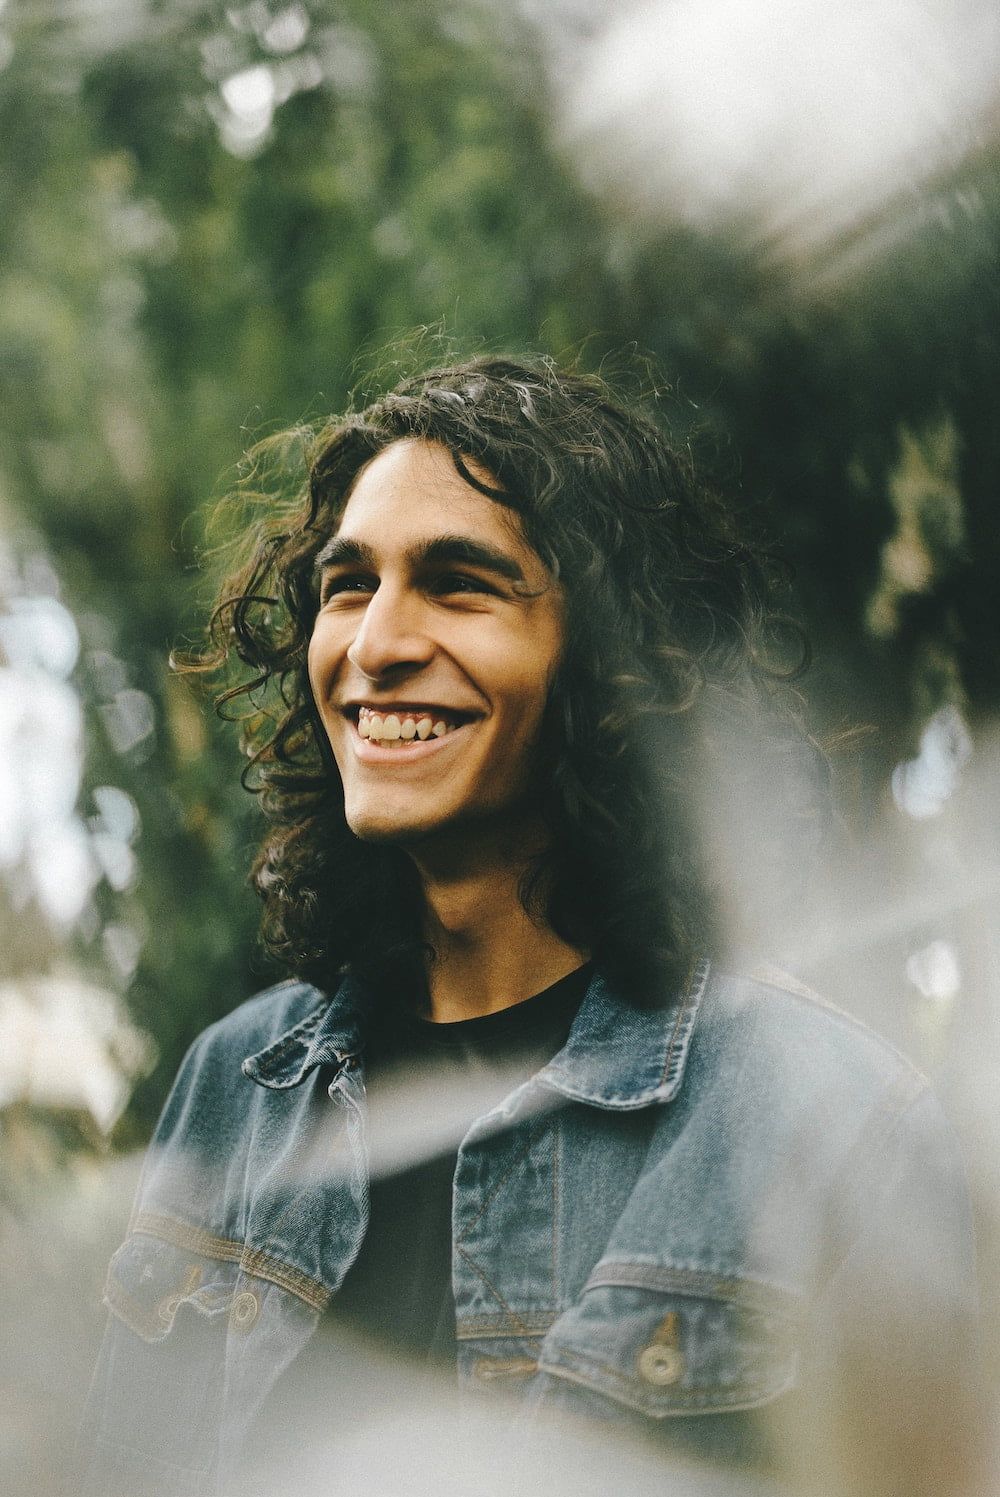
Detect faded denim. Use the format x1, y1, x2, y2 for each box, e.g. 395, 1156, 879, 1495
79, 961, 978, 1495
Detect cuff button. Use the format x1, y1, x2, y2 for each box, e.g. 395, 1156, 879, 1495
230, 1290, 260, 1333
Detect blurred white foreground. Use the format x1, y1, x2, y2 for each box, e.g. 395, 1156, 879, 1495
554, 0, 1000, 270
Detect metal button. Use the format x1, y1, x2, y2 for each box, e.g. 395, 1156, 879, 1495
637, 1342, 685, 1386
230, 1290, 260, 1333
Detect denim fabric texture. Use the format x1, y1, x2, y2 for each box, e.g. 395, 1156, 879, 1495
78, 961, 978, 1496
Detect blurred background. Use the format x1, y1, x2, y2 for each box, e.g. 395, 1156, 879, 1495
2, 0, 999, 1492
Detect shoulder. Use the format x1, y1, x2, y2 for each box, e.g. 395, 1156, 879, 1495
699, 968, 977, 1301
687, 963, 937, 1156
667, 966, 973, 1283
150, 978, 331, 1146
189, 976, 330, 1062
702, 961, 927, 1086
133, 977, 338, 1233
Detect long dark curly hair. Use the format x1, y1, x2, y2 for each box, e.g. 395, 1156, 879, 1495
202, 355, 829, 1010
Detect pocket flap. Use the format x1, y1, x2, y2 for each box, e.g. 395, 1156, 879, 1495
105, 1232, 236, 1343
538, 1265, 801, 1418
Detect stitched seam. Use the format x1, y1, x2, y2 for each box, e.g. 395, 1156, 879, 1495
473, 1357, 539, 1379
454, 1128, 539, 1245
248, 1001, 330, 1072
551, 1117, 560, 1303
253, 999, 329, 1057
240, 1249, 330, 1311
743, 969, 930, 1086
659, 987, 690, 1086
454, 1243, 532, 1336
584, 1261, 803, 1318
749, 964, 822, 1004
132, 1211, 330, 1312
135, 1212, 244, 1263
456, 1313, 556, 1339
660, 957, 708, 1086
104, 1274, 166, 1343
551, 1344, 791, 1399
544, 1351, 796, 1411
257, 1004, 327, 1058
863, 1068, 928, 1142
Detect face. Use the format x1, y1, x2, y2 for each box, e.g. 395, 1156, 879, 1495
307, 438, 565, 849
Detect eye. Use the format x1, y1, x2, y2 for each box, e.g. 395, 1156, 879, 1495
432, 573, 498, 596
319, 572, 376, 604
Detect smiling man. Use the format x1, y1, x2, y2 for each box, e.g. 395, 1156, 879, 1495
311, 442, 564, 844
308, 437, 579, 1025
81, 358, 980, 1497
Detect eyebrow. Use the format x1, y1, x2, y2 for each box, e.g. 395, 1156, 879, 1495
314, 532, 528, 585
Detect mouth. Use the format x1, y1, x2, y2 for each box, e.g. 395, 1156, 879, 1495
347, 704, 478, 749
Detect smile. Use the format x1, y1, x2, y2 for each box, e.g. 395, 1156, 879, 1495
347, 705, 477, 757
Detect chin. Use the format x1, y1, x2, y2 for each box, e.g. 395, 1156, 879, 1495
344, 808, 443, 845
344, 795, 486, 849
350, 823, 417, 845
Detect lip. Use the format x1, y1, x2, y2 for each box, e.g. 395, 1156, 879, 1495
342, 701, 481, 722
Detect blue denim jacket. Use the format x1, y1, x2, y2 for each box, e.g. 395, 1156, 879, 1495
80, 961, 977, 1495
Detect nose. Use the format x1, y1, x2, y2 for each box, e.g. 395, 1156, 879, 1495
345, 582, 435, 682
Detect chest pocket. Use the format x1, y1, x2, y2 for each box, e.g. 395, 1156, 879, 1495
537, 1263, 801, 1419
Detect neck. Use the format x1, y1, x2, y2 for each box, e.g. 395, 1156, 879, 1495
408, 827, 588, 1023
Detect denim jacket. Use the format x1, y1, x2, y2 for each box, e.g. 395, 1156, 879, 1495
80, 961, 978, 1495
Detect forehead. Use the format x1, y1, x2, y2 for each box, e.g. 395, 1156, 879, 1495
334, 438, 532, 555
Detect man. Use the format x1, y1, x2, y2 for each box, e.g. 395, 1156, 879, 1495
81, 358, 979, 1496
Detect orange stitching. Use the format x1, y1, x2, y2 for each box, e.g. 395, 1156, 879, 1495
132, 1211, 330, 1312
454, 1243, 532, 1337
660, 958, 706, 1086
548, 1346, 793, 1408
551, 1116, 560, 1301
456, 1312, 555, 1339
584, 1260, 803, 1317
473, 1357, 539, 1380
239, 1249, 329, 1311
134, 1212, 243, 1263
745, 967, 930, 1085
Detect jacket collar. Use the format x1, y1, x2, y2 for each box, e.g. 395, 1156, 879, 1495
241, 973, 366, 1090
243, 960, 709, 1108
534, 958, 709, 1110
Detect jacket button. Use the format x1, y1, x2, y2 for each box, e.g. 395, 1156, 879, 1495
230, 1290, 260, 1333
637, 1343, 685, 1386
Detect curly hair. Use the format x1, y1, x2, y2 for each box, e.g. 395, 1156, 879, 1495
202, 355, 829, 1010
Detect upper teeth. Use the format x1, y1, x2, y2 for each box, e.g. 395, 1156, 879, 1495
358, 710, 455, 742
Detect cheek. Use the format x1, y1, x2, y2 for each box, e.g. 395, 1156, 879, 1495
305, 638, 323, 709
495, 665, 559, 746
306, 622, 342, 703
514, 619, 564, 719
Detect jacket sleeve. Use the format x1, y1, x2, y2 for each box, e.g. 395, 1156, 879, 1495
76, 1030, 236, 1497
797, 1083, 985, 1497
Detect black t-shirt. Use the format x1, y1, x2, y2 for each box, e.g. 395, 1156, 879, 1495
326, 963, 593, 1364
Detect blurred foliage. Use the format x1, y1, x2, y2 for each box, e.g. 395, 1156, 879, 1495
1, 0, 998, 1138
